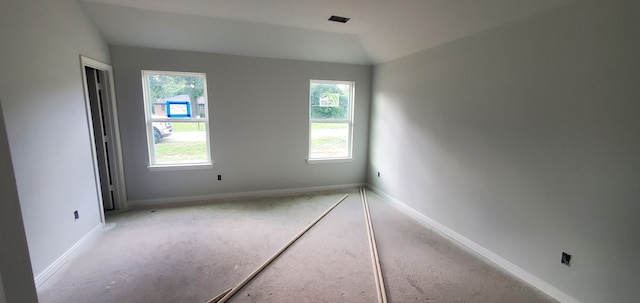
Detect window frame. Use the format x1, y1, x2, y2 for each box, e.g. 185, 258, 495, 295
141, 70, 212, 170
307, 79, 355, 163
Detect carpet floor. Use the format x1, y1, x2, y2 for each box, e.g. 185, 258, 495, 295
37, 189, 557, 303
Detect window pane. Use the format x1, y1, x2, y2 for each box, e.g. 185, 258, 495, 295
310, 122, 349, 158
145, 73, 207, 119
153, 122, 208, 165
310, 82, 350, 120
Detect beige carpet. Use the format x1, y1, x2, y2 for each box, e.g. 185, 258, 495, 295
37, 189, 557, 303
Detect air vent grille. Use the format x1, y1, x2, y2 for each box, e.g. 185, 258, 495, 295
328, 15, 350, 23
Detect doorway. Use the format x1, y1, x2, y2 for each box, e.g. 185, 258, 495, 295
80, 56, 127, 219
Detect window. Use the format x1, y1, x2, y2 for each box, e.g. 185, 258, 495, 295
308, 80, 354, 161
142, 70, 211, 169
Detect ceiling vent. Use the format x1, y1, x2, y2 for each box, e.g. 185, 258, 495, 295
328, 15, 350, 23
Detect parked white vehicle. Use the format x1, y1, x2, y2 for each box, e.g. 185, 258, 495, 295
152, 115, 173, 143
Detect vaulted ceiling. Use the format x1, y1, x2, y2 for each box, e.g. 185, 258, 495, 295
80, 0, 575, 65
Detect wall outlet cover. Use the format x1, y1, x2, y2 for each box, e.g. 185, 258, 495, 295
561, 252, 571, 266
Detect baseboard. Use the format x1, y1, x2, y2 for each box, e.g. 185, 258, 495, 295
366, 185, 580, 303
34, 223, 103, 288
128, 183, 364, 207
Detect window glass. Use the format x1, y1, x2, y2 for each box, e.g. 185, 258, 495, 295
310, 82, 350, 120
152, 122, 208, 165
145, 73, 207, 119
142, 71, 211, 167
309, 80, 354, 160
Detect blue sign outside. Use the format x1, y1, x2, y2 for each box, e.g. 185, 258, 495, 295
166, 101, 191, 118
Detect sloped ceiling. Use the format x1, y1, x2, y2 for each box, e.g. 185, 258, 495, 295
80, 0, 575, 64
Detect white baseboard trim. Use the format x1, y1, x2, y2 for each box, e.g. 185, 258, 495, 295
128, 183, 364, 207
34, 223, 103, 288
366, 185, 580, 303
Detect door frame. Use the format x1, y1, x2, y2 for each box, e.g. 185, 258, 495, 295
80, 55, 127, 222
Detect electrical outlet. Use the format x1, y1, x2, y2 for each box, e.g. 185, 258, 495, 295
217, 174, 222, 181
561, 252, 571, 267
74, 210, 79, 220
377, 171, 380, 177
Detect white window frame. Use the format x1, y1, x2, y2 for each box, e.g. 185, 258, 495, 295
308, 79, 355, 163
141, 70, 212, 170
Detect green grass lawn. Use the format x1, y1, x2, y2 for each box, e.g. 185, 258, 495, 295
311, 123, 348, 129
310, 137, 348, 157
155, 141, 208, 164
171, 122, 206, 132
155, 122, 349, 163
154, 123, 207, 164
310, 123, 349, 157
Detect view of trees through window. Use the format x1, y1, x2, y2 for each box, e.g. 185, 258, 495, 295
147, 74, 206, 118
310, 83, 350, 120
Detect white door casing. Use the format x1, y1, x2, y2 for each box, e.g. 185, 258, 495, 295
80, 56, 127, 218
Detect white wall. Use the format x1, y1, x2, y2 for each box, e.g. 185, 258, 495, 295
111, 46, 371, 203
0, 0, 110, 280
368, 1, 640, 302
0, 101, 38, 303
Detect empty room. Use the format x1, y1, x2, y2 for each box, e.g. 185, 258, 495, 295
0, 0, 638, 302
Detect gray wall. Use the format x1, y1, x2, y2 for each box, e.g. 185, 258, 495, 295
0, 0, 110, 279
0, 101, 38, 303
111, 46, 371, 203
368, 1, 639, 302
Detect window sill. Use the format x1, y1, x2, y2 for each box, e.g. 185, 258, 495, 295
307, 158, 353, 164
148, 163, 214, 172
